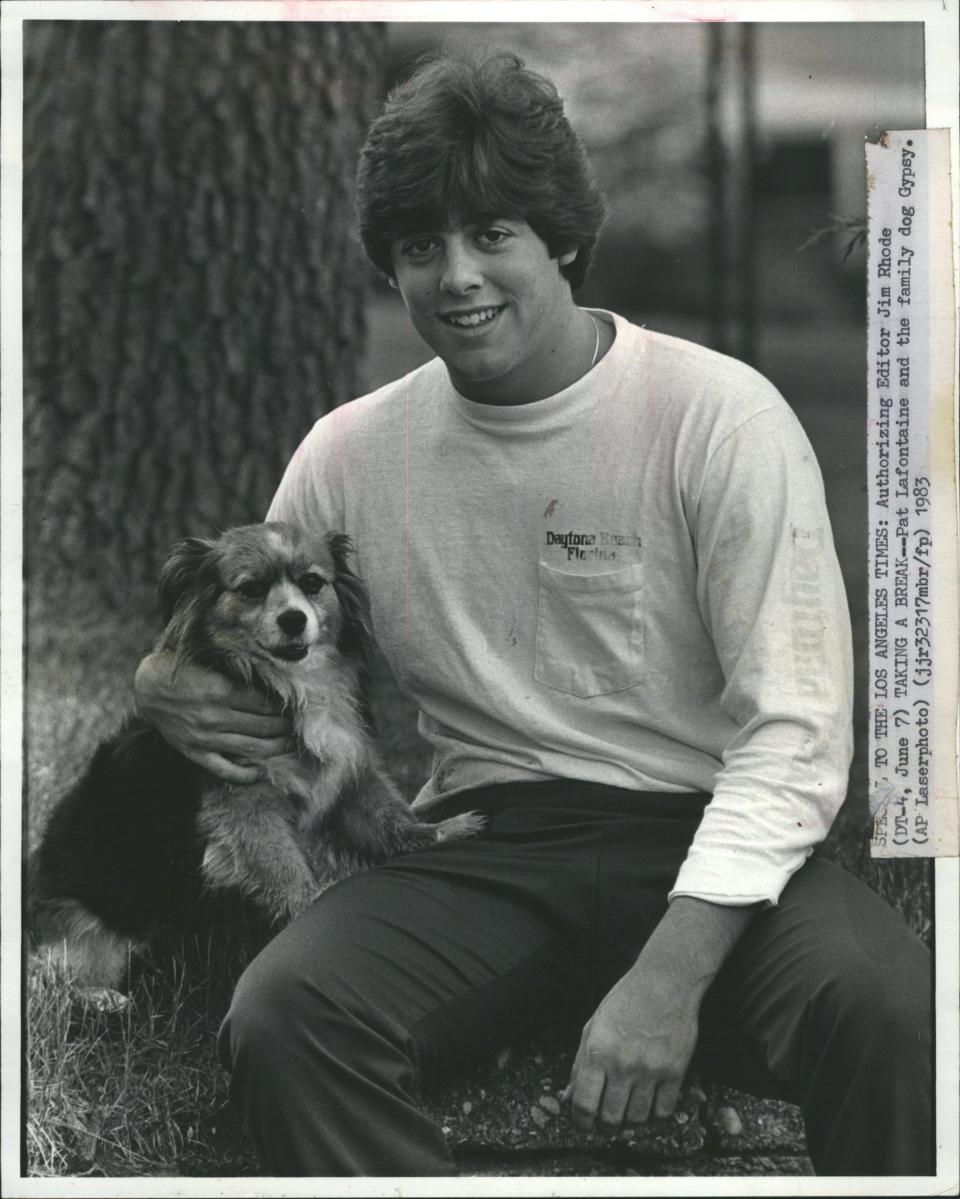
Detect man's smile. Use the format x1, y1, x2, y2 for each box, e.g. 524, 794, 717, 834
439, 305, 505, 330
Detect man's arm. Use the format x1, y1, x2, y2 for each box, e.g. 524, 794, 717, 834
134, 651, 291, 783
670, 402, 854, 906
565, 897, 755, 1129
567, 397, 852, 1130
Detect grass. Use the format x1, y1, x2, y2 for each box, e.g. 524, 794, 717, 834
28, 954, 226, 1176
26, 934, 265, 1177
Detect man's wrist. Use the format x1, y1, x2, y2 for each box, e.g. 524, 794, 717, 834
631, 895, 758, 1000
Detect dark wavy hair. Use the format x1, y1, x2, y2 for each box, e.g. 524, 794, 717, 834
355, 52, 608, 291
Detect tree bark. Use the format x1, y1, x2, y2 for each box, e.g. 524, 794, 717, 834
23, 21, 385, 605
705, 25, 727, 356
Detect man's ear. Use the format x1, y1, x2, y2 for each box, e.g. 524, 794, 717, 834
558, 247, 578, 267
386, 275, 400, 290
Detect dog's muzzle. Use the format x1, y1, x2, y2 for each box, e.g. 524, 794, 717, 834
270, 643, 309, 662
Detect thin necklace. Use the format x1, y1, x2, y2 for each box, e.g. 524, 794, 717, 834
588, 312, 600, 369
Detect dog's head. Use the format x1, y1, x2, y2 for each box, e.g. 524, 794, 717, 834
156, 522, 370, 685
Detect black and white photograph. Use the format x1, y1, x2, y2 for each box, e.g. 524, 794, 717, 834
1, 2, 957, 1194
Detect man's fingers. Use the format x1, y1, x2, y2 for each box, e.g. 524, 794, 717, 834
652, 1078, 682, 1120
225, 689, 287, 719
191, 751, 262, 784
597, 1079, 632, 1131
176, 662, 272, 711
204, 709, 289, 738
565, 1066, 681, 1132
625, 1082, 655, 1125
568, 1065, 605, 1132
208, 733, 294, 760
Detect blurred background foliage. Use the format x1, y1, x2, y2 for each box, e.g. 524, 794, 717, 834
22, 19, 930, 930
367, 21, 924, 369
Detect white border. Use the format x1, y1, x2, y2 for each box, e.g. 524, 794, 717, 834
2, 3, 958, 1196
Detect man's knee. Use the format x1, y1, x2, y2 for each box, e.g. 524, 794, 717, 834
218, 910, 409, 1080
752, 861, 932, 1091
219, 941, 315, 1071
808, 924, 931, 1071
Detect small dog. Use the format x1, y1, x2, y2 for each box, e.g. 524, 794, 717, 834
28, 521, 482, 1002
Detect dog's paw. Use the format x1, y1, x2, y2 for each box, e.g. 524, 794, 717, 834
433, 810, 487, 842
202, 840, 240, 891
260, 883, 324, 926
74, 986, 130, 1013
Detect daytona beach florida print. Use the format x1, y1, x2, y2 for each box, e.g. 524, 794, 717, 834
544, 529, 642, 564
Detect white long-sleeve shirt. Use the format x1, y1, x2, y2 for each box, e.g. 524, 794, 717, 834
268, 311, 854, 905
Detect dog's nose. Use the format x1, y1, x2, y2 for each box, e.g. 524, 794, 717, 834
277, 609, 307, 636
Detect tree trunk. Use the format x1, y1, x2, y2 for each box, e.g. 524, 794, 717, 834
23, 21, 385, 606
734, 23, 758, 368
705, 24, 727, 356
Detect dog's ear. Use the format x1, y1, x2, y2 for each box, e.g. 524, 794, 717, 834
326, 533, 372, 655
157, 537, 218, 626
325, 532, 354, 573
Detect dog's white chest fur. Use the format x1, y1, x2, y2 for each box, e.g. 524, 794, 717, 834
196, 648, 371, 911
258, 647, 368, 816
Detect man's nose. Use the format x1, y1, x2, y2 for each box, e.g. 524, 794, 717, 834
440, 239, 483, 294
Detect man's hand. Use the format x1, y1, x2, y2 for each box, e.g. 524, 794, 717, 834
565, 896, 757, 1132
566, 957, 699, 1130
134, 651, 293, 783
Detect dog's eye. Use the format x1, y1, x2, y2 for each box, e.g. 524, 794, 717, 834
236, 580, 268, 600
299, 573, 327, 595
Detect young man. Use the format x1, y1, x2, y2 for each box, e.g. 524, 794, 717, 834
136, 53, 932, 1176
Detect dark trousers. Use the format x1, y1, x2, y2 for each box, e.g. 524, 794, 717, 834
218, 782, 934, 1176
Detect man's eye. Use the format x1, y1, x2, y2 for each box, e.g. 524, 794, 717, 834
236, 580, 268, 600
477, 228, 508, 247
299, 573, 327, 595
402, 236, 437, 258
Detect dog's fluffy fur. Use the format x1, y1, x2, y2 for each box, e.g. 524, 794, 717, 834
28, 521, 482, 996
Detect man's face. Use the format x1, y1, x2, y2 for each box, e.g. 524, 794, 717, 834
389, 218, 579, 405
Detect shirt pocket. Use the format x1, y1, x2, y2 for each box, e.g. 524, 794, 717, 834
535, 561, 644, 697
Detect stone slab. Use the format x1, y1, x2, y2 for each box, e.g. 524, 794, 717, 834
462, 1152, 815, 1177
424, 1031, 809, 1169
423, 1032, 703, 1160
703, 1084, 807, 1154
